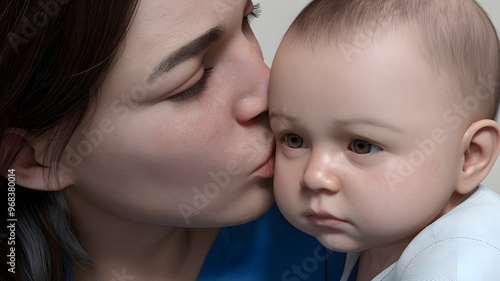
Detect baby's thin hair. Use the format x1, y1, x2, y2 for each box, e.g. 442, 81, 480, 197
284, 0, 500, 120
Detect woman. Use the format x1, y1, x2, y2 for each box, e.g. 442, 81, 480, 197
0, 1, 345, 280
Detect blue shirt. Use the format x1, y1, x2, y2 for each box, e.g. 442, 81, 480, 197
197, 204, 347, 281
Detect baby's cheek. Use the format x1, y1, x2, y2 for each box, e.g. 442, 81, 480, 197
274, 164, 299, 204
273, 170, 292, 197
420, 158, 443, 182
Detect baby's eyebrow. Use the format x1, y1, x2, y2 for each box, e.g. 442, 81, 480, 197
331, 118, 403, 132
269, 111, 298, 121
269, 111, 403, 132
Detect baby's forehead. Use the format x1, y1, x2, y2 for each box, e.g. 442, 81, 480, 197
273, 36, 481, 124
275, 31, 435, 84
279, 30, 492, 121
277, 0, 499, 121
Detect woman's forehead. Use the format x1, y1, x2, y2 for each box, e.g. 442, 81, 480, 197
117, 0, 247, 73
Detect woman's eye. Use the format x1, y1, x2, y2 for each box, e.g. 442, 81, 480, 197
283, 134, 308, 149
349, 140, 382, 155
244, 3, 261, 24
168, 68, 214, 102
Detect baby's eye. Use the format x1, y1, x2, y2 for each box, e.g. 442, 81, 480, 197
283, 134, 308, 149
349, 140, 382, 154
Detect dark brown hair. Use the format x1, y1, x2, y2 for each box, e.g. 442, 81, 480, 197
284, 0, 500, 120
0, 1, 139, 280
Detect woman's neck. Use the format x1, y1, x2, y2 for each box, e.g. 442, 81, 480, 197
65, 191, 220, 281
72, 227, 220, 281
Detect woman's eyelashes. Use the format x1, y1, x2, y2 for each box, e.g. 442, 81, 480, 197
349, 140, 382, 155
168, 68, 214, 102
244, 3, 261, 24
168, 4, 260, 103
283, 134, 308, 149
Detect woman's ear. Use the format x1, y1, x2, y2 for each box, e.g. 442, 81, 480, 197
1, 130, 72, 191
456, 119, 500, 194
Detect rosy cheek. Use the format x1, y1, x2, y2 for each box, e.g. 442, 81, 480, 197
420, 158, 447, 187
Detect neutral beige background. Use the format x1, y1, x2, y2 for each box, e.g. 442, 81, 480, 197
252, 0, 500, 194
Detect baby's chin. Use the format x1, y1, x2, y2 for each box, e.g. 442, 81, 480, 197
315, 234, 365, 253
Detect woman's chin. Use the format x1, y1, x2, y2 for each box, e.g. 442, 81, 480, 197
186, 190, 275, 227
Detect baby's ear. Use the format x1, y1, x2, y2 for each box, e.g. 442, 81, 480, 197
1, 130, 71, 191
456, 120, 500, 194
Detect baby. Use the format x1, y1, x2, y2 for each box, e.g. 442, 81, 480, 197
269, 0, 500, 280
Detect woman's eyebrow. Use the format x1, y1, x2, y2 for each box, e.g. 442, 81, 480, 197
147, 25, 225, 83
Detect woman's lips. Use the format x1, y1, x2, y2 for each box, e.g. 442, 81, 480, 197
252, 138, 275, 178
253, 152, 275, 178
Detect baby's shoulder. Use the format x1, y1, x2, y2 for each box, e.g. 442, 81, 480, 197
389, 233, 500, 281
377, 186, 500, 281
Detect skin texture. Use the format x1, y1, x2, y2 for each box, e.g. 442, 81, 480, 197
26, 0, 275, 280
269, 37, 493, 280
61, 0, 274, 229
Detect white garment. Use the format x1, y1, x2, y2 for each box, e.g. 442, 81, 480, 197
340, 185, 500, 281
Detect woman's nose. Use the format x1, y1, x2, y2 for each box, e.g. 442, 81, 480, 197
232, 33, 270, 124
301, 151, 341, 194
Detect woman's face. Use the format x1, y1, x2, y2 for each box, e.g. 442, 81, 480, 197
60, 0, 274, 227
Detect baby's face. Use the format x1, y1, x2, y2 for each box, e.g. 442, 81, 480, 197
269, 38, 468, 254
